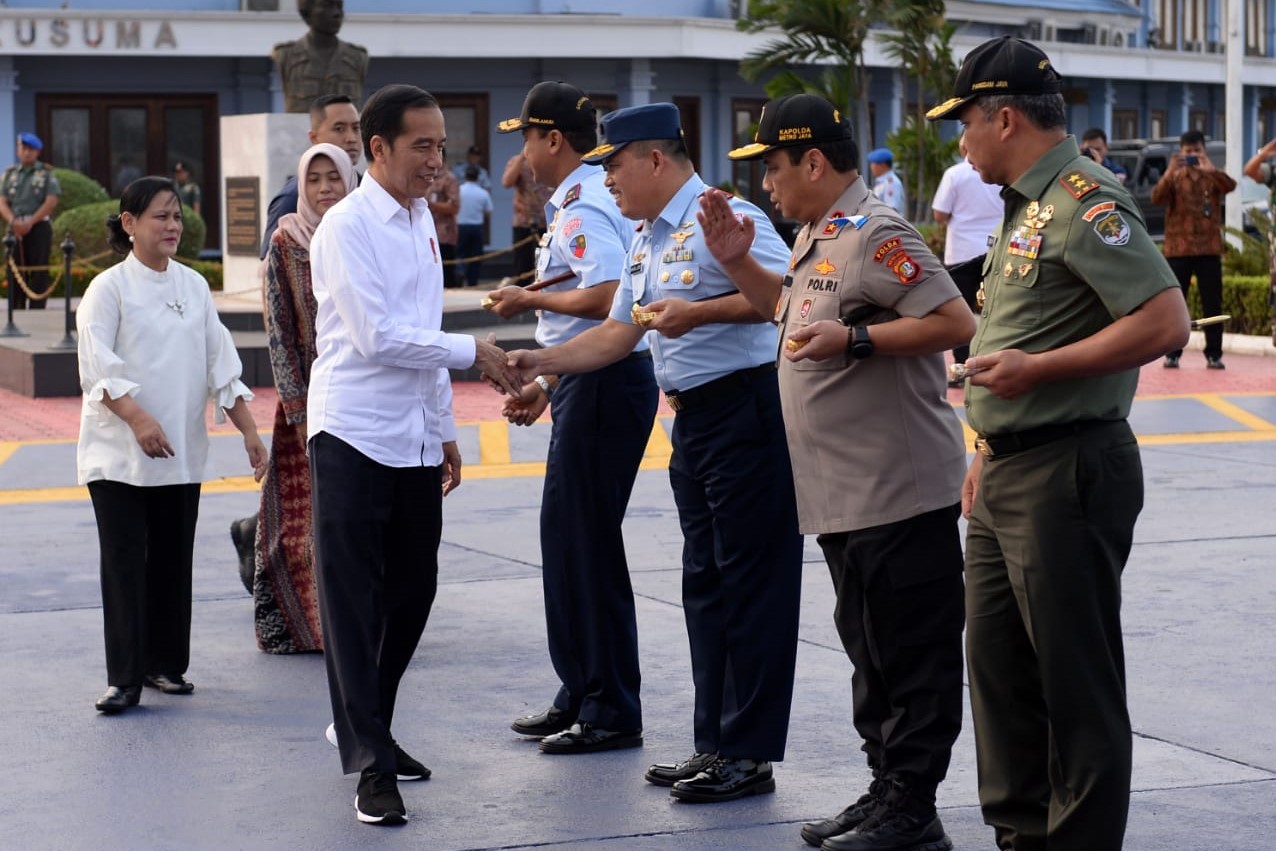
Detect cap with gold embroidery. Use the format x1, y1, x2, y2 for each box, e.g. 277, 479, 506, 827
727, 94, 853, 161
497, 81, 596, 134
926, 36, 1062, 122
580, 103, 683, 164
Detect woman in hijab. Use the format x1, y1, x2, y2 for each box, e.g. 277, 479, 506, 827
252, 142, 357, 653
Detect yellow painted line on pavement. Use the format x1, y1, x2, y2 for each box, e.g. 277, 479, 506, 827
1194, 394, 1276, 431
477, 420, 511, 465
644, 419, 673, 459
0, 441, 20, 466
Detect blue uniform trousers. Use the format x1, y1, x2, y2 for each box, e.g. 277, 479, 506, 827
666, 366, 803, 761
542, 354, 658, 731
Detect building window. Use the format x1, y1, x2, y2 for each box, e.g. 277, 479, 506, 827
674, 96, 701, 171
1150, 110, 1168, 138
1113, 109, 1139, 139
731, 98, 767, 210
1190, 110, 1209, 133
37, 94, 218, 248
436, 93, 490, 183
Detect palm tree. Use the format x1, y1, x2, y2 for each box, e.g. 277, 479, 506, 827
737, 0, 890, 162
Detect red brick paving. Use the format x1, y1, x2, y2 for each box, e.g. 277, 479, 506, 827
2, 355, 1269, 443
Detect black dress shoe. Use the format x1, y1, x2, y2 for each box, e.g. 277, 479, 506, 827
230, 515, 257, 593
1206, 355, 1226, 370
510, 705, 574, 737
801, 778, 888, 847
821, 807, 951, 851
670, 757, 775, 803
644, 752, 717, 786
95, 685, 141, 714
538, 722, 643, 754
1163, 355, 1180, 368
144, 673, 194, 695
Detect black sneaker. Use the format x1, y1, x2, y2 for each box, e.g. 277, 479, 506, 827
1164, 355, 1181, 369
801, 777, 888, 847
1206, 356, 1226, 370
645, 752, 717, 787
393, 743, 431, 781
355, 769, 406, 826
821, 804, 951, 851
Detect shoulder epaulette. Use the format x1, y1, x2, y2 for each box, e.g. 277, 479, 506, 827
1058, 171, 1101, 200
561, 183, 582, 208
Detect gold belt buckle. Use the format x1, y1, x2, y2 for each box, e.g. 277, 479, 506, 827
665, 393, 683, 412
974, 437, 994, 457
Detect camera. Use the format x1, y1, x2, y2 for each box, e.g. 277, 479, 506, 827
1184, 154, 1199, 166
1081, 146, 1094, 158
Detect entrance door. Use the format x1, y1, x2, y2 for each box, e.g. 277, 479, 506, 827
37, 94, 219, 251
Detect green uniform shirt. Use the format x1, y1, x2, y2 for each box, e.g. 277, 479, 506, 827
967, 136, 1177, 436
176, 180, 201, 211
1, 162, 61, 219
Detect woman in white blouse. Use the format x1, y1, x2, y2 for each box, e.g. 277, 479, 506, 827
77, 176, 267, 714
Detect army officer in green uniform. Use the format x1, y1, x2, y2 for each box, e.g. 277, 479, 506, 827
0, 133, 61, 309
928, 37, 1190, 851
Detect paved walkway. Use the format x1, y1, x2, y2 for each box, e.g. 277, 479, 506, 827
0, 352, 1272, 849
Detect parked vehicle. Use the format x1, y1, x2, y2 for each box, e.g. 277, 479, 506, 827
1104, 138, 1263, 239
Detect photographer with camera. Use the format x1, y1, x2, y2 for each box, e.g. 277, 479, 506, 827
1152, 129, 1237, 369
1080, 128, 1128, 184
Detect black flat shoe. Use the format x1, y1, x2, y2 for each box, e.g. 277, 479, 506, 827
538, 722, 643, 754
144, 673, 194, 695
95, 685, 141, 714
230, 515, 257, 593
511, 705, 574, 737
645, 752, 717, 786
670, 757, 775, 803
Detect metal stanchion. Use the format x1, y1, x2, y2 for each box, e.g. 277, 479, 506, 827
49, 232, 77, 349
1, 231, 28, 338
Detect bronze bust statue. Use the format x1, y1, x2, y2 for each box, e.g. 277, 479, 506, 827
272, 0, 369, 113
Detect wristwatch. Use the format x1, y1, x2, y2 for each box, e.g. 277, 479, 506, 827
847, 325, 874, 360
534, 375, 555, 400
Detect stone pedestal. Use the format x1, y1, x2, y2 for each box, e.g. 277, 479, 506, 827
218, 112, 311, 305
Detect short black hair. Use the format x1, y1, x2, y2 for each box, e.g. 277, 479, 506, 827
976, 93, 1067, 132
784, 139, 860, 174
311, 93, 355, 126
464, 164, 479, 181
105, 176, 179, 255
1180, 129, 1207, 147
360, 84, 438, 161
630, 137, 692, 167
1081, 127, 1108, 144
526, 125, 599, 158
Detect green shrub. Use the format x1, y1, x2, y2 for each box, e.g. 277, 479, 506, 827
49, 200, 206, 276
1183, 275, 1271, 335
51, 168, 109, 213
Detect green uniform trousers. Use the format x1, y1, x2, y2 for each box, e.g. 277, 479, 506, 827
965, 419, 1142, 851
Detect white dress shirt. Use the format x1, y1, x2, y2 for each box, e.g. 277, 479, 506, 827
308, 171, 476, 468
931, 159, 1004, 265
76, 252, 252, 486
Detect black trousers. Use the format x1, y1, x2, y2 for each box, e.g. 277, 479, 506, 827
512, 225, 541, 280
948, 254, 985, 364
12, 219, 51, 309
542, 356, 657, 731
667, 367, 804, 761
965, 421, 1141, 851
87, 480, 201, 687
816, 504, 965, 803
1166, 254, 1223, 359
457, 224, 484, 287
309, 432, 441, 775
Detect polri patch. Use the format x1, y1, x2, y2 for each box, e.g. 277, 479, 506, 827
885, 249, 921, 284
873, 238, 902, 263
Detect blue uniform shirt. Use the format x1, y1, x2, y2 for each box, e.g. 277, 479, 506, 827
536, 163, 644, 350
609, 174, 788, 392
872, 169, 908, 217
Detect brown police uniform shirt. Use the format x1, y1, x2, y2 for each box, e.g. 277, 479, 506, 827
776, 178, 967, 535
967, 137, 1179, 436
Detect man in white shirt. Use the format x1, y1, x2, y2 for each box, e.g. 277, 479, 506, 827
307, 83, 517, 827
931, 139, 1004, 370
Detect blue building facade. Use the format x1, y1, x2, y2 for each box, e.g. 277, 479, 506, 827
1, 0, 1273, 249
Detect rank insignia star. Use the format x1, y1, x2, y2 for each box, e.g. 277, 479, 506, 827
1059, 171, 1100, 199
814, 258, 837, 276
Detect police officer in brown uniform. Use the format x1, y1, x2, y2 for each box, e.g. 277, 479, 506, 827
0, 133, 61, 310
701, 94, 974, 851
927, 37, 1190, 851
